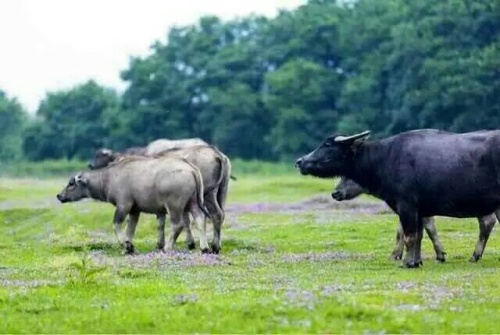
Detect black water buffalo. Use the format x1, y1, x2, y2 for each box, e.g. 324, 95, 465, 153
295, 129, 500, 268
332, 176, 498, 262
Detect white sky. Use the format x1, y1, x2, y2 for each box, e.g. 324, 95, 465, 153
0, 0, 304, 113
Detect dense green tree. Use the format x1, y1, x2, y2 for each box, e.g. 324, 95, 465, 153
0, 90, 27, 161
121, 15, 274, 158
17, 0, 500, 161
23, 81, 121, 160
337, 0, 500, 137
263, 59, 341, 159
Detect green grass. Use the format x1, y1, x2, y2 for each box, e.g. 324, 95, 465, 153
1, 174, 500, 333
228, 175, 335, 203
0, 178, 66, 203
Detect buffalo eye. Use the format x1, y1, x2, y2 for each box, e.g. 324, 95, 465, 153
323, 139, 333, 148
68, 179, 75, 186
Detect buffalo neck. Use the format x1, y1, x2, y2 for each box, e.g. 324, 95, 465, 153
346, 141, 385, 198
86, 169, 110, 202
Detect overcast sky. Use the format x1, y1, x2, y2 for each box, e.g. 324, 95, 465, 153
0, 0, 304, 113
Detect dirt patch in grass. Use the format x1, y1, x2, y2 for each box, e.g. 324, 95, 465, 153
281, 251, 373, 263
226, 195, 390, 215
0, 198, 60, 210
89, 250, 232, 270
0, 192, 390, 217
393, 281, 463, 311
0, 279, 64, 288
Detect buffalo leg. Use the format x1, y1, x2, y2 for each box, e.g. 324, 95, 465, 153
391, 217, 446, 262
470, 214, 497, 262
156, 214, 166, 250
113, 207, 131, 254
205, 192, 224, 254
183, 214, 196, 250
165, 210, 184, 252
190, 200, 210, 254
123, 211, 140, 254
398, 203, 423, 268
422, 217, 446, 262
415, 225, 424, 265
390, 225, 405, 261
168, 213, 196, 250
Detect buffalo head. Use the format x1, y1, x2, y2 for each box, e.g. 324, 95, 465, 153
331, 176, 366, 201
295, 131, 371, 178
56, 174, 90, 203
88, 148, 116, 170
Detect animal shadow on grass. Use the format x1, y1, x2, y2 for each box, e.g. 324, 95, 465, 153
55, 229, 122, 255
59, 234, 271, 257
61, 241, 117, 253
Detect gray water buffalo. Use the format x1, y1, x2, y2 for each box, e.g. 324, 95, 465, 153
333, 176, 498, 262
90, 140, 237, 181
155, 145, 232, 253
145, 138, 208, 156
88, 138, 208, 167
296, 129, 500, 268
57, 156, 212, 254
88, 145, 232, 253
122, 146, 146, 155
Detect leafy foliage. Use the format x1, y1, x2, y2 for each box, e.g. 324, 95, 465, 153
5, 0, 500, 161
0, 91, 27, 162
23, 81, 122, 160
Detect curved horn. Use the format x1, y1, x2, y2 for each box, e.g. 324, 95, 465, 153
334, 130, 371, 143
100, 148, 113, 156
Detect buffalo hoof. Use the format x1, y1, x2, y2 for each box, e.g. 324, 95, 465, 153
187, 241, 196, 250
124, 241, 135, 255
402, 260, 423, 268
211, 244, 220, 255
156, 242, 165, 250
436, 252, 446, 263
469, 253, 482, 262
201, 248, 212, 254
390, 251, 403, 261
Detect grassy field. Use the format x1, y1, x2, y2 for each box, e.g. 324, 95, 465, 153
1, 172, 500, 333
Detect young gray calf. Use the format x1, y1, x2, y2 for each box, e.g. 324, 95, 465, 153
88, 145, 232, 254
57, 156, 212, 254
333, 176, 498, 262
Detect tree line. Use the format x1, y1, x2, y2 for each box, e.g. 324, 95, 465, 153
1, 0, 499, 162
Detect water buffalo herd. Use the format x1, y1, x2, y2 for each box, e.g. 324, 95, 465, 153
57, 129, 500, 269
57, 138, 231, 255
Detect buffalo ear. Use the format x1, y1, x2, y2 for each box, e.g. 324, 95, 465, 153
354, 136, 369, 145
351, 136, 368, 153
74, 174, 88, 186
334, 130, 371, 143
